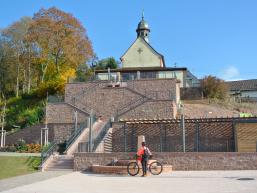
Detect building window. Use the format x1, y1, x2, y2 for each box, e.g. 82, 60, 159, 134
121, 72, 137, 81
141, 71, 157, 79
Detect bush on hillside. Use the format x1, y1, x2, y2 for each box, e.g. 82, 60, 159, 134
36, 79, 64, 98
200, 75, 228, 100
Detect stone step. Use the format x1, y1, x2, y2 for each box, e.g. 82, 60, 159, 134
45, 168, 73, 171
47, 164, 73, 168
47, 162, 73, 166
51, 161, 73, 165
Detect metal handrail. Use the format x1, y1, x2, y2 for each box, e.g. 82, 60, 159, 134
92, 119, 112, 152
41, 142, 58, 165
65, 121, 88, 150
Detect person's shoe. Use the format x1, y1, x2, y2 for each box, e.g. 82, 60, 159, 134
141, 174, 145, 177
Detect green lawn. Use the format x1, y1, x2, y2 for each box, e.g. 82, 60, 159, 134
0, 156, 41, 180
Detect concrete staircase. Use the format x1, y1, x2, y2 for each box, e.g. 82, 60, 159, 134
104, 128, 112, 152
45, 155, 74, 171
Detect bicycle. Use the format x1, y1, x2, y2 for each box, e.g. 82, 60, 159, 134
127, 156, 163, 176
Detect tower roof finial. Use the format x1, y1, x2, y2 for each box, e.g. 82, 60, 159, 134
142, 9, 144, 20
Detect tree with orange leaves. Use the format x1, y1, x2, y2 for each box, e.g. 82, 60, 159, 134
27, 7, 93, 83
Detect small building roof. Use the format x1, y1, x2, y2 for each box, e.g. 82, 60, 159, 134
226, 79, 257, 91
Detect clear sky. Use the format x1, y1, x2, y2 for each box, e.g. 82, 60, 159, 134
1, 0, 257, 80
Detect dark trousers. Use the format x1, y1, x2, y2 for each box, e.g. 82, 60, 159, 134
141, 159, 148, 175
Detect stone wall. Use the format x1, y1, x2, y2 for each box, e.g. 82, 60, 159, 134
75, 87, 141, 118
63, 79, 179, 119
120, 100, 176, 119
127, 79, 178, 101
74, 152, 257, 171
6, 124, 53, 145
47, 103, 89, 124
50, 123, 75, 143
6, 123, 76, 145
65, 81, 109, 103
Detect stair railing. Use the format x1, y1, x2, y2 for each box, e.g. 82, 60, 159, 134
65, 120, 89, 151
92, 118, 112, 152
41, 142, 58, 165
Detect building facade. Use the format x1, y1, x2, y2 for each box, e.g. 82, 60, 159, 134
95, 15, 200, 88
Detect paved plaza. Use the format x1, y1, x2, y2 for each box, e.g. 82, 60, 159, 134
0, 170, 257, 193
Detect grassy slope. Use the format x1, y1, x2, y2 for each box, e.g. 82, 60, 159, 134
183, 99, 257, 116
4, 93, 45, 131
0, 156, 41, 180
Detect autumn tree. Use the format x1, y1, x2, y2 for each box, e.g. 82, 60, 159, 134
0, 7, 94, 97
201, 75, 228, 100
27, 7, 93, 83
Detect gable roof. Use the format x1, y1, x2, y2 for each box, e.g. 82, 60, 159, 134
226, 79, 257, 91
120, 37, 165, 67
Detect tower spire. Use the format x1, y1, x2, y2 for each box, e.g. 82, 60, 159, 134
136, 11, 150, 42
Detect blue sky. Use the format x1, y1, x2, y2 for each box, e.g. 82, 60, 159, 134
1, 0, 257, 80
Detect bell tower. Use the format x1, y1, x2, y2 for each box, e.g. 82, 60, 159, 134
136, 12, 150, 43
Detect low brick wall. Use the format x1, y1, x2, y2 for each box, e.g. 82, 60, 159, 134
74, 152, 257, 171
6, 124, 54, 145
91, 165, 172, 175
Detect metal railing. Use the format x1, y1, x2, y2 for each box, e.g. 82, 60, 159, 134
78, 118, 112, 152
92, 119, 112, 152
41, 142, 58, 165
65, 120, 88, 150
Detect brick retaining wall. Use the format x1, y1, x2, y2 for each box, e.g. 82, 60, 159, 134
6, 124, 52, 145
47, 103, 89, 124
6, 123, 75, 145
60, 79, 179, 120
74, 152, 257, 171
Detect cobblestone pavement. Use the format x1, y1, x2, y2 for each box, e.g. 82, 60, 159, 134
1, 170, 257, 193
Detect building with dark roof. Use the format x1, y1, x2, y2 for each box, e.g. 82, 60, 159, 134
95, 14, 200, 88
226, 79, 257, 102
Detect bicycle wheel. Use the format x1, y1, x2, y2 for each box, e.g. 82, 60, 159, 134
127, 161, 139, 176
149, 161, 163, 175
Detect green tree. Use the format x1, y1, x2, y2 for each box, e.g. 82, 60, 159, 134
95, 57, 119, 70
1, 17, 33, 97
201, 75, 228, 100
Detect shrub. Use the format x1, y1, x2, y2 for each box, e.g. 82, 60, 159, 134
201, 75, 228, 100
16, 139, 28, 152
36, 79, 64, 98
26, 144, 42, 153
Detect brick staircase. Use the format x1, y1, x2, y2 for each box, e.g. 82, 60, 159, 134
45, 155, 74, 171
